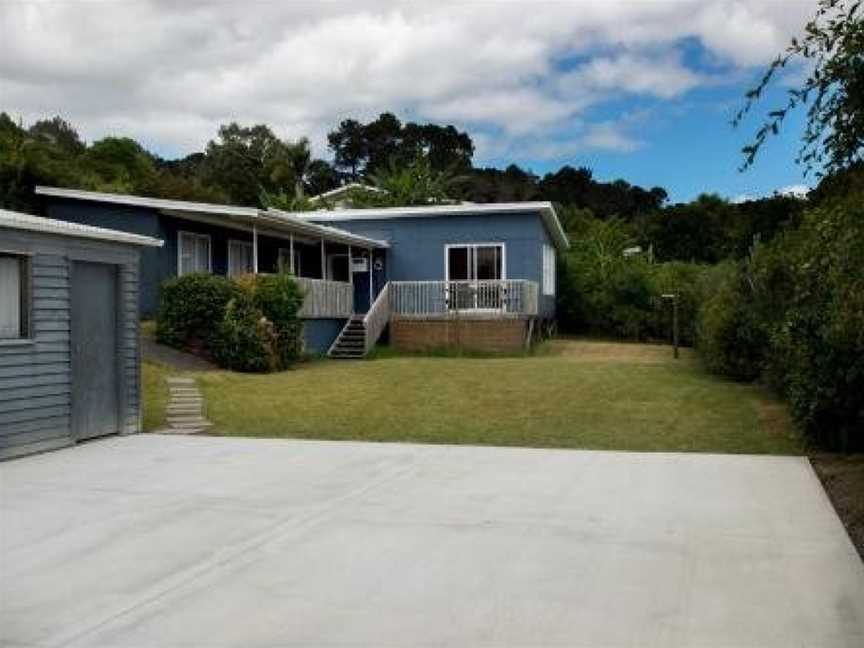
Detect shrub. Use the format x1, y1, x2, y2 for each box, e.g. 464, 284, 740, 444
155, 274, 241, 349
210, 292, 280, 373
155, 271, 305, 373
250, 273, 305, 367
695, 262, 767, 381
764, 203, 864, 450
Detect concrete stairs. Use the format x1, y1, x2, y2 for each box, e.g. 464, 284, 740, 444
163, 377, 213, 434
329, 317, 367, 359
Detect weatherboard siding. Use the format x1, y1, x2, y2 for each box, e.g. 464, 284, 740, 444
0, 227, 143, 460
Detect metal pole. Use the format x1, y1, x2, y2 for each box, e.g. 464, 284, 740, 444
673, 295, 679, 359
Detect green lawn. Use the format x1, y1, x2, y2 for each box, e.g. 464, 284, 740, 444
142, 360, 171, 431
145, 339, 802, 455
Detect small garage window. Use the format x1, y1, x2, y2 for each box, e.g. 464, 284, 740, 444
0, 253, 31, 339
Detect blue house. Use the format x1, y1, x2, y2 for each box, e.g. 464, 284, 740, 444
35, 186, 568, 356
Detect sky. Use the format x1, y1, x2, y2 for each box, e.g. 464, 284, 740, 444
0, 0, 820, 203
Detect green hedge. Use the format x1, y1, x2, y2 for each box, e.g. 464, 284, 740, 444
156, 272, 305, 372
693, 202, 864, 450
155, 273, 241, 348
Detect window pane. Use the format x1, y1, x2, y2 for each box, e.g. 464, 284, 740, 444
448, 247, 469, 280
0, 256, 21, 339
476, 246, 501, 280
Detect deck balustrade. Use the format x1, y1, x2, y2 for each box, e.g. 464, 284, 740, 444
389, 280, 539, 318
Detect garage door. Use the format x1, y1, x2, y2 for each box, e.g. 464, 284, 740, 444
71, 261, 119, 440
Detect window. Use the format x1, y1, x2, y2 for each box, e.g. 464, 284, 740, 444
278, 247, 300, 275
228, 240, 254, 277
446, 243, 505, 310
542, 243, 556, 296
446, 243, 505, 281
0, 253, 30, 340
178, 232, 211, 276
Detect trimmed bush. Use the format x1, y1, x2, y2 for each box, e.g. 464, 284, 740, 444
210, 292, 280, 373
155, 271, 305, 373
155, 274, 241, 349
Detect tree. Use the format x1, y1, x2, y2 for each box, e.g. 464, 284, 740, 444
735, 0, 864, 175
368, 154, 461, 206
326, 113, 475, 181
327, 118, 366, 179
82, 137, 157, 193
202, 123, 310, 206
29, 116, 85, 155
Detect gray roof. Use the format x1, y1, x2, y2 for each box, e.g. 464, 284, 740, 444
300, 201, 570, 251
0, 208, 163, 247
34, 186, 390, 248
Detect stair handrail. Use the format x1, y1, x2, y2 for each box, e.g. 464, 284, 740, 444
363, 282, 391, 354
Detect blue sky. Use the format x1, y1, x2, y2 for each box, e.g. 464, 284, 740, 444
1, 1, 818, 204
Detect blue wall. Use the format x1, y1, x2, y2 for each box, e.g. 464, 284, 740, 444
312, 211, 557, 318
303, 319, 346, 354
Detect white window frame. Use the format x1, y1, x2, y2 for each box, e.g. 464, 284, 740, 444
227, 239, 254, 277
0, 251, 32, 342
542, 243, 556, 296
177, 231, 212, 276
444, 243, 507, 282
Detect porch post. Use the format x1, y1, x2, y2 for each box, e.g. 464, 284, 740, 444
289, 233, 295, 275
368, 247, 374, 302
252, 223, 259, 274
320, 238, 326, 280
348, 245, 353, 287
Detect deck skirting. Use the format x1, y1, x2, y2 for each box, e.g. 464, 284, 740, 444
390, 317, 532, 353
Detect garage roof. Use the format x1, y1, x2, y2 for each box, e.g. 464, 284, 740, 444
0, 208, 164, 247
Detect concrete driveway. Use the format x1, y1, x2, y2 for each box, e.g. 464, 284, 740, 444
2, 436, 863, 647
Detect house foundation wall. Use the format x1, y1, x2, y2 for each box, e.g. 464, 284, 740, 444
391, 318, 530, 353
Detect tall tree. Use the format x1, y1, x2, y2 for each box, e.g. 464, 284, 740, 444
735, 0, 864, 175
327, 118, 366, 179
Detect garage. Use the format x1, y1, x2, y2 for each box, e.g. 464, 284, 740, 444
0, 208, 162, 459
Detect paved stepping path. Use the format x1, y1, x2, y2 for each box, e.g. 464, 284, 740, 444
163, 377, 213, 434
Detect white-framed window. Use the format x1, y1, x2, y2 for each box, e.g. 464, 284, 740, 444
445, 243, 505, 281
542, 243, 556, 296
178, 231, 211, 276
0, 253, 30, 340
278, 247, 300, 275
228, 239, 254, 277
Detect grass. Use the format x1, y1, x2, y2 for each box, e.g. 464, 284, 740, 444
142, 360, 171, 431
182, 339, 803, 455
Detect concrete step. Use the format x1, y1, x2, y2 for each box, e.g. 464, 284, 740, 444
169, 388, 201, 396
166, 378, 196, 385
166, 407, 203, 416
169, 398, 203, 406
169, 420, 214, 429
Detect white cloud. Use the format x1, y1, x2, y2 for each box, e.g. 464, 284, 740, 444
0, 0, 819, 162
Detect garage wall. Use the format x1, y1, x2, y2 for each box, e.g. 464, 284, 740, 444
0, 228, 142, 460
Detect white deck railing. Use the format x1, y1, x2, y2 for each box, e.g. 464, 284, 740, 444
296, 278, 353, 318
390, 280, 539, 318
363, 282, 391, 353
